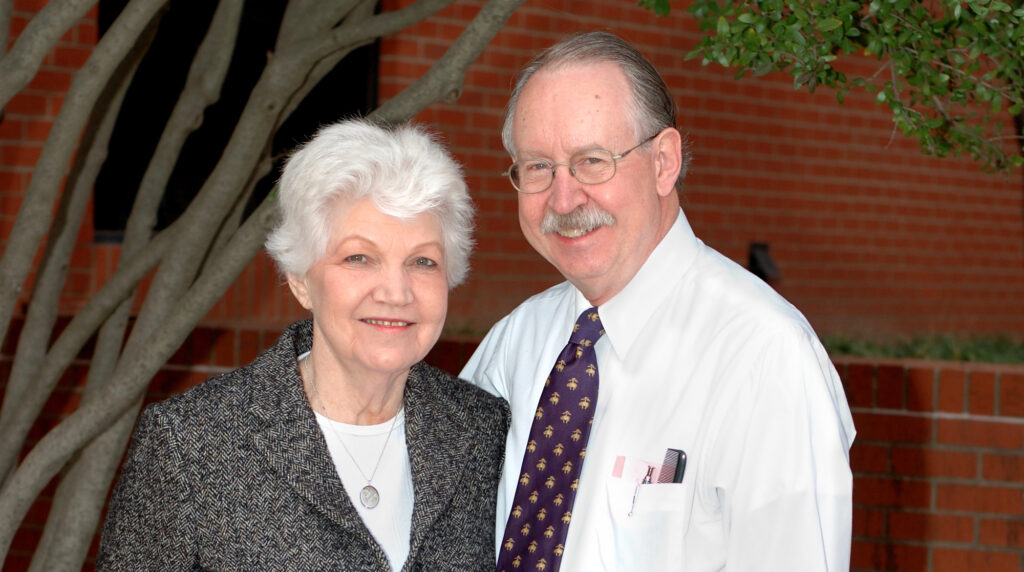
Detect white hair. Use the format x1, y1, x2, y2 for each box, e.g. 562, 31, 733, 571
265, 118, 475, 287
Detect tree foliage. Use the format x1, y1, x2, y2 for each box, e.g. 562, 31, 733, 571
640, 0, 1024, 171
0, 0, 524, 568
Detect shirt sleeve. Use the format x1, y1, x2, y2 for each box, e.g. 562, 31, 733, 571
459, 313, 514, 401
96, 405, 198, 571
718, 324, 855, 572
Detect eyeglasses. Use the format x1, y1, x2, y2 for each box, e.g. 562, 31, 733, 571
504, 133, 659, 194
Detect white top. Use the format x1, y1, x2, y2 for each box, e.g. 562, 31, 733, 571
461, 209, 857, 571
315, 409, 414, 572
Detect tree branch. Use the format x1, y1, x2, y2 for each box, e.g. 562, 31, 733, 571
0, 0, 168, 375
0, 196, 279, 559
375, 0, 528, 121
0, 0, 104, 108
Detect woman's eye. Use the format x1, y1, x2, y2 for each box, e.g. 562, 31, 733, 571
344, 254, 368, 264
413, 257, 437, 268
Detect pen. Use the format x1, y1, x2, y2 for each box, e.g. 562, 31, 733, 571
629, 465, 655, 516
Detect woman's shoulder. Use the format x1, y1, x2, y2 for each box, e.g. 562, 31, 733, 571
409, 362, 510, 419
146, 321, 310, 422
139, 366, 255, 431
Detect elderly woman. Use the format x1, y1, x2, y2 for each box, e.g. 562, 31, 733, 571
97, 119, 509, 571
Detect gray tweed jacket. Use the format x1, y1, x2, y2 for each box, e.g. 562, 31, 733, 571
97, 320, 509, 571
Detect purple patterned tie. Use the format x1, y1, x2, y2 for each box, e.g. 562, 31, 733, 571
497, 307, 604, 572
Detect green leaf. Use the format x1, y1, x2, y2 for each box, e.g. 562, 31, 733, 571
817, 17, 843, 32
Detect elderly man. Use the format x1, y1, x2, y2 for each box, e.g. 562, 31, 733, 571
461, 31, 856, 571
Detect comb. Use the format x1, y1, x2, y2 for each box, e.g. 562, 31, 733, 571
656, 448, 687, 483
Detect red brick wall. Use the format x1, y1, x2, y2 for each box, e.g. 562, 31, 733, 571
840, 357, 1024, 571
3, 327, 1023, 570
378, 0, 1024, 340
4, 1, 1023, 340
2, 1, 1024, 569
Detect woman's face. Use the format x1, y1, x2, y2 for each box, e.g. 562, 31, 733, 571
289, 198, 449, 381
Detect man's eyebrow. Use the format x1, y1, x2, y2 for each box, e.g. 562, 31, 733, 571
517, 143, 606, 158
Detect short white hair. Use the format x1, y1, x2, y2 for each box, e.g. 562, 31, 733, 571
265, 118, 475, 287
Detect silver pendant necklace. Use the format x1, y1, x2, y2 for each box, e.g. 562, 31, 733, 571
303, 356, 400, 509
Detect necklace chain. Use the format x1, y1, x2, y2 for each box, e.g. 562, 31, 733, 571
303, 356, 400, 496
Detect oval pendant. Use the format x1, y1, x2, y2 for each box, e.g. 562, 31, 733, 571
359, 484, 380, 509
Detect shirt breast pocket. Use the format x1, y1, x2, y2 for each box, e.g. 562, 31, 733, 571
611, 481, 692, 571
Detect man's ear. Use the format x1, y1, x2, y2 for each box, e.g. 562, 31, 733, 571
653, 127, 683, 198
286, 272, 313, 311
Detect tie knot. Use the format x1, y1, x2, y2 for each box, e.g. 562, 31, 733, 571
570, 307, 604, 346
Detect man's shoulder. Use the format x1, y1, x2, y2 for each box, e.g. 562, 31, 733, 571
690, 244, 815, 336
495, 281, 575, 329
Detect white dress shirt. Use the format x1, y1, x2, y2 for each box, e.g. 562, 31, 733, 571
460, 209, 856, 571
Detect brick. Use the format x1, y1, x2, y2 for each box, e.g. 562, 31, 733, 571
208, 328, 236, 368
1, 144, 42, 167
982, 453, 1024, 483
851, 412, 932, 443
238, 329, 263, 365
888, 511, 974, 542
850, 540, 927, 572
876, 364, 904, 409
936, 483, 1024, 515
937, 418, 1024, 450
0, 117, 24, 140
52, 45, 92, 69
845, 363, 874, 407
1001, 372, 1024, 417
891, 446, 976, 479
938, 368, 967, 413
27, 69, 73, 92
979, 517, 1024, 548
850, 442, 889, 474
24, 119, 51, 142
968, 370, 997, 415
932, 547, 1019, 572
905, 366, 935, 412
852, 507, 886, 537
150, 369, 207, 399
854, 476, 930, 509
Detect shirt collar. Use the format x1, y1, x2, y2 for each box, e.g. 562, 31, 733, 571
583, 208, 701, 358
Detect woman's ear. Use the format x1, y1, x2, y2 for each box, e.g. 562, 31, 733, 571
286, 272, 313, 311
653, 127, 683, 197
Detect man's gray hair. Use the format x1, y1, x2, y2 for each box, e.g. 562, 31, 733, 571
266, 118, 475, 287
502, 31, 691, 185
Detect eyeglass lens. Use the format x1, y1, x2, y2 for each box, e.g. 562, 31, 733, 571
510, 149, 617, 193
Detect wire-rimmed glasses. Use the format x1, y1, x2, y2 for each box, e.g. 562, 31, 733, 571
504, 133, 658, 194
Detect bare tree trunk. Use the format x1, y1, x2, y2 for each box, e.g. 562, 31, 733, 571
0, 0, 169, 428
0, 0, 11, 63
0, 0, 527, 562
27, 2, 246, 568
17, 47, 141, 572
0, 0, 97, 108
0, 194, 279, 559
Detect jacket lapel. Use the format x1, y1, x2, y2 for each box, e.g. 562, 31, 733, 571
404, 362, 479, 555
245, 321, 372, 539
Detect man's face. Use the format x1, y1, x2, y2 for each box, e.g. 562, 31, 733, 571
512, 61, 678, 305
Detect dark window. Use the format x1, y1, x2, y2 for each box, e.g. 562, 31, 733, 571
94, 0, 378, 241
